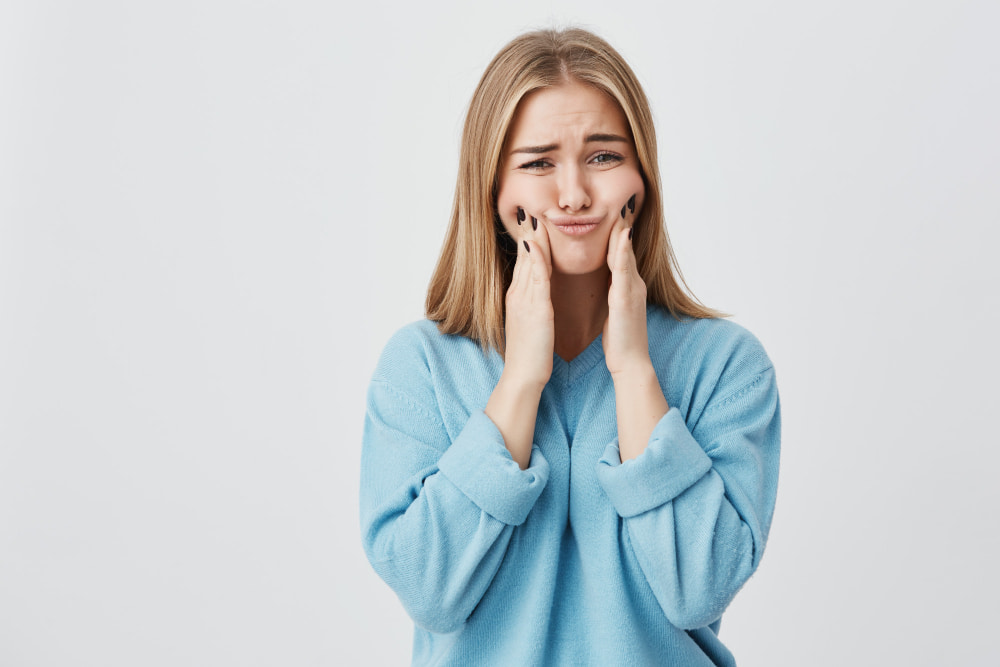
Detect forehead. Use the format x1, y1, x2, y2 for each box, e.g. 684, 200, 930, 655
506, 81, 629, 144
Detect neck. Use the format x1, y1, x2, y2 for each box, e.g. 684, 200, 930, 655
550, 266, 610, 362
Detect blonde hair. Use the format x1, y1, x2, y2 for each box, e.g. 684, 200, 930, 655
426, 27, 728, 355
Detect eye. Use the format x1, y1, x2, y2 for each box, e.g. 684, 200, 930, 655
591, 151, 624, 166
517, 159, 551, 171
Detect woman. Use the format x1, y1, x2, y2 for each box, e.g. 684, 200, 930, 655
361, 28, 780, 666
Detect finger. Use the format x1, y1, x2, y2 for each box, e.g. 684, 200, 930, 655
624, 192, 640, 252
519, 216, 551, 299
607, 198, 629, 269
523, 236, 550, 291
614, 225, 635, 279
528, 213, 553, 278
611, 195, 639, 279
509, 205, 531, 286
516, 236, 538, 293
623, 192, 639, 272
510, 234, 525, 289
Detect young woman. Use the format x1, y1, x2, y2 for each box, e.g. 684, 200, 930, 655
361, 28, 781, 666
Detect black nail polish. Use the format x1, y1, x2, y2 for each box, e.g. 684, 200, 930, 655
628, 194, 636, 213
621, 205, 626, 219
517, 207, 526, 223
531, 216, 537, 231
523, 240, 530, 253
628, 227, 633, 241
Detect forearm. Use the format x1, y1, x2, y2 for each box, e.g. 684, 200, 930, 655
612, 362, 669, 462
596, 366, 780, 628
485, 373, 544, 469
363, 395, 550, 632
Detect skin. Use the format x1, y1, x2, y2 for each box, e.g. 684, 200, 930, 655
484, 79, 670, 469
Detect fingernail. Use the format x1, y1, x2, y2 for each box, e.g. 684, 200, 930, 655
621, 205, 627, 219
517, 207, 525, 223
523, 240, 530, 253
628, 227, 633, 241
628, 194, 636, 213
531, 216, 538, 231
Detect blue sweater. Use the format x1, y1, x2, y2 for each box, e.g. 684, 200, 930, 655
360, 305, 780, 665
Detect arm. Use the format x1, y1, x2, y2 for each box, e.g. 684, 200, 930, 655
486, 208, 555, 470
485, 374, 545, 469
611, 361, 669, 462
596, 365, 781, 630
361, 205, 553, 630
600, 198, 781, 628
361, 379, 549, 634
602, 198, 669, 462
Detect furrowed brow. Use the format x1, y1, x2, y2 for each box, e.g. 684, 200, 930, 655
511, 144, 558, 155
510, 134, 628, 155
585, 133, 629, 143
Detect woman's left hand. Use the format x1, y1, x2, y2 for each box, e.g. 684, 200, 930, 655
602, 194, 651, 377
603, 194, 669, 461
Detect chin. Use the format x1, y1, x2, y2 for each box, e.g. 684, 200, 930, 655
550, 252, 607, 276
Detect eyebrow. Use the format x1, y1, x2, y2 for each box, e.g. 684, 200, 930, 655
510, 133, 629, 154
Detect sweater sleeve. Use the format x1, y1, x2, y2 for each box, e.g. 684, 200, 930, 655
360, 378, 549, 634
595, 365, 780, 630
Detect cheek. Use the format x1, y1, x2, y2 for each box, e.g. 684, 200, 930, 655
497, 180, 518, 227
592, 166, 645, 214
496, 176, 540, 234
496, 177, 524, 213
615, 169, 646, 207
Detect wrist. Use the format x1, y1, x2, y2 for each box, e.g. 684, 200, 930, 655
610, 357, 657, 385
496, 370, 547, 398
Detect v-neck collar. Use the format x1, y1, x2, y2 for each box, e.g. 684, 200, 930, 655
550, 333, 606, 386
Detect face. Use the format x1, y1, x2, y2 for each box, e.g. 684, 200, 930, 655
496, 80, 645, 275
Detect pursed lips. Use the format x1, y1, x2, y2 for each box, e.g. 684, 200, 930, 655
548, 215, 604, 227
547, 215, 603, 235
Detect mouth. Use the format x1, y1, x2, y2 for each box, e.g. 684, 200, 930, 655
549, 215, 603, 236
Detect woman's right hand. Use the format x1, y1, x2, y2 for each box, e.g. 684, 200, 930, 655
485, 207, 553, 469
502, 207, 554, 390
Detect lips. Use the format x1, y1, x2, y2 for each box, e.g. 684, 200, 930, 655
549, 216, 603, 236
553, 223, 599, 236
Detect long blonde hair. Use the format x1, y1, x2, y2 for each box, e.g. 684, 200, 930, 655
426, 28, 727, 355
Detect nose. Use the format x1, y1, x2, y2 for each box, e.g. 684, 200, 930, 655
557, 163, 591, 212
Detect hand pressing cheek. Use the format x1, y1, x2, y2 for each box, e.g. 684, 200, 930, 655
496, 79, 645, 276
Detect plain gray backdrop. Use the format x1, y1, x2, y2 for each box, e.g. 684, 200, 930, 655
2, 1, 998, 665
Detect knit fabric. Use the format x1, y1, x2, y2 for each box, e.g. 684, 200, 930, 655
360, 305, 781, 666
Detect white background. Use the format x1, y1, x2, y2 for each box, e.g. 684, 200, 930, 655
2, 1, 998, 665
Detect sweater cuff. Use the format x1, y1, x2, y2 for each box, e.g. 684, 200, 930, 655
595, 407, 712, 518
437, 410, 549, 526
